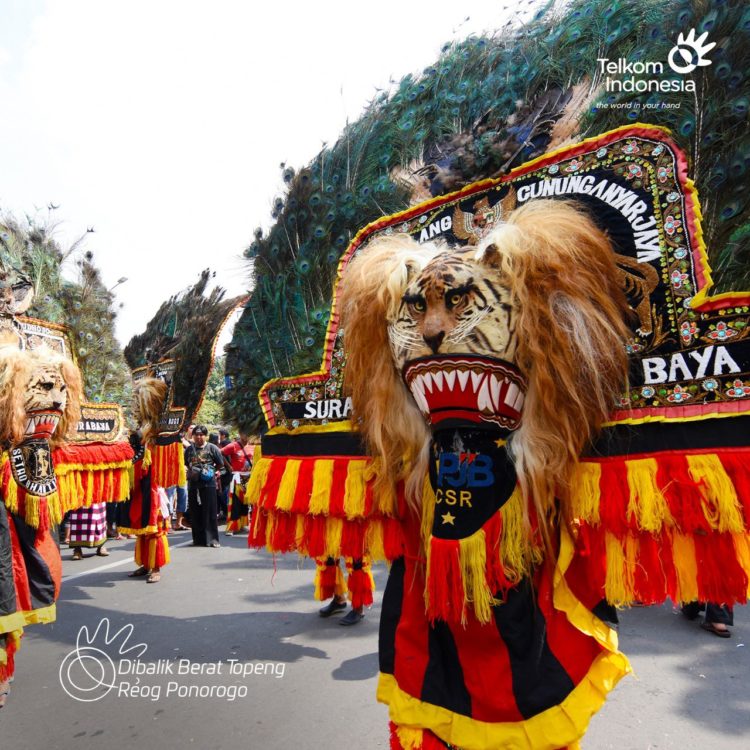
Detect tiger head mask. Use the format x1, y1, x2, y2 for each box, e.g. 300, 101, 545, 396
340, 199, 631, 516
392, 243, 522, 432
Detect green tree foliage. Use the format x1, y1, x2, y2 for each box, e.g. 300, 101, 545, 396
195, 355, 226, 429
226, 0, 750, 433
0, 211, 131, 404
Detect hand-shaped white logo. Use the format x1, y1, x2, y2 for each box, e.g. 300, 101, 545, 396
668, 29, 716, 74
59, 618, 147, 702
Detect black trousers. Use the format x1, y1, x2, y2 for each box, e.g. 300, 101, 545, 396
682, 600, 734, 626
188, 481, 219, 546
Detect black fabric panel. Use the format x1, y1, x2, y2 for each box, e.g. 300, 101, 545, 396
140, 471, 153, 528
492, 579, 575, 720
587, 415, 750, 457
0, 502, 17, 617
592, 599, 619, 626
421, 620, 472, 717
262, 432, 367, 457
11, 511, 55, 610
155, 434, 181, 447
378, 557, 404, 675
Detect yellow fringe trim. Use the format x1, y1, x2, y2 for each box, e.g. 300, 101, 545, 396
54, 460, 132, 475
246, 456, 272, 505
1, 478, 63, 529
422, 481, 541, 623
733, 533, 750, 598
0, 629, 22, 668
686, 454, 746, 533
420, 479, 436, 548
294, 515, 306, 549
569, 461, 601, 523
458, 529, 497, 624
670, 531, 699, 603
625, 458, 673, 533
364, 520, 386, 561
604, 532, 631, 606
394, 726, 424, 750
118, 525, 158, 536
57, 466, 131, 513
0, 604, 56, 635
324, 517, 343, 558
500, 487, 544, 581
343, 459, 368, 519
309, 460, 335, 514
276, 459, 302, 512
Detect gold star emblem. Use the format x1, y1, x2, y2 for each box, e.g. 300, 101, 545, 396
441, 512, 456, 525
495, 437, 507, 448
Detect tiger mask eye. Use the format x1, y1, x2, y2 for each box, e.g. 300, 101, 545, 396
447, 292, 465, 308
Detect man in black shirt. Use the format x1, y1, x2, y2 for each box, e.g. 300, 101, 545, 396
184, 425, 224, 547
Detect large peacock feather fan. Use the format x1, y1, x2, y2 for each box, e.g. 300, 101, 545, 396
125, 270, 244, 426
226, 0, 750, 433
0, 211, 131, 404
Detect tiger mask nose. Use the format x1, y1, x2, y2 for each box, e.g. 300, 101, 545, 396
423, 331, 445, 353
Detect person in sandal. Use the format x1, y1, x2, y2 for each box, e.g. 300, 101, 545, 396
68, 502, 110, 560
127, 565, 161, 583
682, 601, 734, 638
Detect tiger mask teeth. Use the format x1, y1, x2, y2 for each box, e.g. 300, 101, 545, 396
24, 410, 62, 439
404, 355, 525, 429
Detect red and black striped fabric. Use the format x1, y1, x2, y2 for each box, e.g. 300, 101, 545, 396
117, 457, 159, 535
0, 500, 60, 637
378, 510, 628, 750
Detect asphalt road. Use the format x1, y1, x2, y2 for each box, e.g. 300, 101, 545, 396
1, 530, 747, 749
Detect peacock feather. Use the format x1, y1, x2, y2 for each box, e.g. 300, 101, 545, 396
226, 0, 750, 434
125, 270, 244, 426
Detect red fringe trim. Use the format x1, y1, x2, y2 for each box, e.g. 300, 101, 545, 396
315, 558, 338, 601
346, 561, 373, 609
53, 441, 134, 465
426, 537, 465, 624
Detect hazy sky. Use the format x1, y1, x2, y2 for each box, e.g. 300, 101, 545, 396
0, 0, 520, 344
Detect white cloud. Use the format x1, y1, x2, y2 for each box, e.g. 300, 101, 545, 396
0, 0, 514, 343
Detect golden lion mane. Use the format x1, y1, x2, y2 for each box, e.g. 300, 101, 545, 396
340, 200, 631, 531
133, 377, 168, 446
0, 343, 83, 448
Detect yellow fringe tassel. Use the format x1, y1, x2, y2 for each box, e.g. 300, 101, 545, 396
246, 456, 272, 505
604, 532, 635, 606
458, 529, 498, 624
276, 459, 302, 512
364, 520, 385, 561
499, 487, 542, 582
343, 459, 368, 519
295, 515, 306, 549
420, 479, 436, 548
732, 533, 750, 598
324, 518, 343, 558
569, 461, 602, 523
686, 454, 746, 533
625, 457, 673, 533
394, 726, 424, 750
670, 531, 699, 604
309, 460, 334, 514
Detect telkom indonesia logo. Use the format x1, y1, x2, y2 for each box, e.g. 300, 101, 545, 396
59, 618, 147, 702
668, 29, 716, 74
